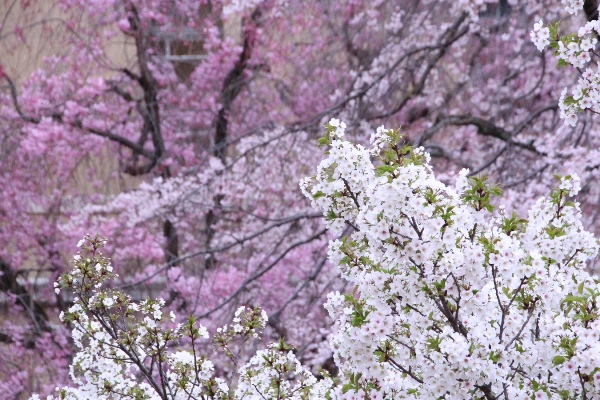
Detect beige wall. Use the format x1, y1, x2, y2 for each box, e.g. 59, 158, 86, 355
1, 0, 141, 83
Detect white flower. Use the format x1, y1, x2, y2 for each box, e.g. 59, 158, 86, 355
103, 297, 114, 307
530, 20, 550, 51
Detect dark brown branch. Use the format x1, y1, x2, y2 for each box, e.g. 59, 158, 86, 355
385, 356, 423, 384
514, 105, 558, 135
0, 258, 50, 334
196, 228, 327, 319
214, 7, 262, 160
342, 178, 361, 208
3, 64, 160, 172
504, 309, 535, 351
585, 0, 599, 21
268, 253, 328, 322
118, 212, 322, 290
123, 1, 166, 163
433, 294, 468, 338
0, 332, 13, 344
420, 114, 542, 154
475, 383, 496, 400
369, 14, 470, 120
163, 219, 179, 266
2, 74, 41, 124
71, 120, 156, 160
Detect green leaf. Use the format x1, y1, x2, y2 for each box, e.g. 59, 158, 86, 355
341, 383, 354, 394
561, 95, 578, 106
376, 165, 396, 176
552, 355, 566, 366
489, 351, 500, 363
562, 295, 585, 303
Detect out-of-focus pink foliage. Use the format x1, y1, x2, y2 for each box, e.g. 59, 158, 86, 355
1, 0, 599, 397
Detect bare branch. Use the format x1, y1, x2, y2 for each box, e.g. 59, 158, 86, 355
0, 258, 50, 334
2, 74, 41, 123
196, 228, 327, 319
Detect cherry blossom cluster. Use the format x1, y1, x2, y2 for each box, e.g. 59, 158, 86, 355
302, 120, 600, 399
531, 21, 551, 52
531, 3, 600, 126
562, 0, 585, 15
31, 235, 331, 400
30, 119, 600, 399
234, 341, 334, 400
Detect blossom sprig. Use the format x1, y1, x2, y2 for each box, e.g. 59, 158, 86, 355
35, 237, 331, 400
317, 118, 347, 148
531, 20, 551, 52
50, 236, 197, 399
531, 13, 600, 126
302, 120, 600, 399
234, 340, 334, 400
213, 306, 268, 362
562, 0, 585, 15
460, 174, 502, 213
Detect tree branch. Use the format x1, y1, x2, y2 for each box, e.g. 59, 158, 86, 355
214, 6, 262, 160
0, 258, 50, 334
2, 73, 41, 123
